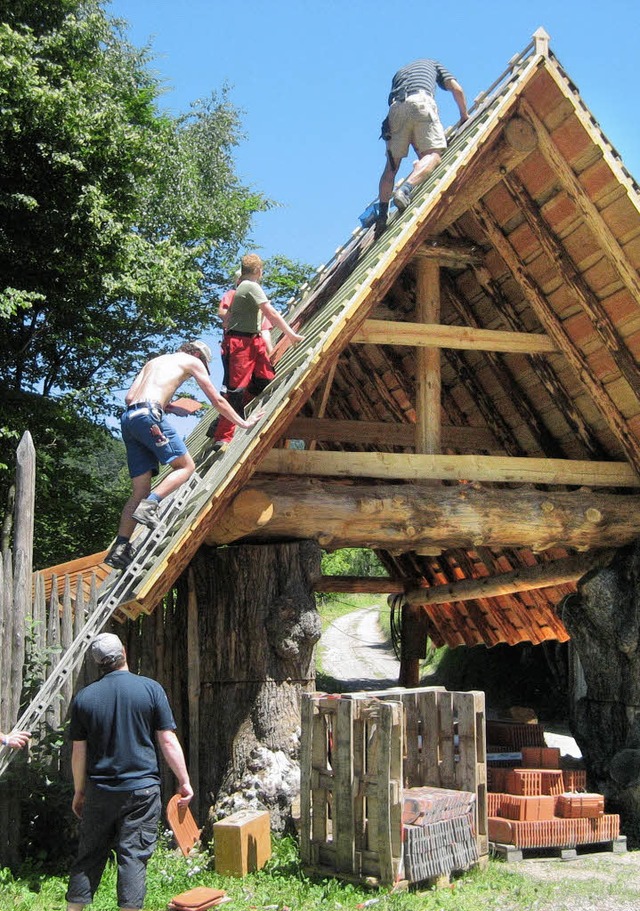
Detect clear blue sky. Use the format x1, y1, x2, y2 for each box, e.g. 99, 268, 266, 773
108, 0, 640, 272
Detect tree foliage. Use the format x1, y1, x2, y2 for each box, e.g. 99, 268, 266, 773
0, 0, 280, 561
0, 0, 270, 412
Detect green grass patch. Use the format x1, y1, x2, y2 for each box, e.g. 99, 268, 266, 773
2, 836, 638, 911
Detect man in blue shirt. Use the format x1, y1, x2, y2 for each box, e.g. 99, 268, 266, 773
375, 58, 468, 236
66, 633, 193, 911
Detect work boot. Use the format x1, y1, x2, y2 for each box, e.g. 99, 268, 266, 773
373, 213, 388, 239
132, 497, 161, 528
211, 441, 228, 455
105, 541, 135, 570
393, 183, 412, 212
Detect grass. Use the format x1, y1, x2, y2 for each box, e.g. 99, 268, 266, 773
2, 836, 638, 911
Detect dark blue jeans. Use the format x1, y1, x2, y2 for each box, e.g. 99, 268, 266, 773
66, 782, 161, 909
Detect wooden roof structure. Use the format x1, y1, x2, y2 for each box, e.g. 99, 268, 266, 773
41, 28, 640, 652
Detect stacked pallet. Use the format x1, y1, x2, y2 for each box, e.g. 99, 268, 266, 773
486, 734, 623, 859
402, 786, 478, 882
300, 687, 487, 886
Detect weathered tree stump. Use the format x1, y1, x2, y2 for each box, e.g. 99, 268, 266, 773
191, 540, 322, 837
564, 541, 640, 844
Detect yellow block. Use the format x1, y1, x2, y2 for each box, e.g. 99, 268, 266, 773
213, 809, 271, 876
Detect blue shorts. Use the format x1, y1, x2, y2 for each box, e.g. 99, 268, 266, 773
121, 403, 188, 479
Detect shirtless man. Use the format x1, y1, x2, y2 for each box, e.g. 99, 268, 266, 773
105, 341, 262, 570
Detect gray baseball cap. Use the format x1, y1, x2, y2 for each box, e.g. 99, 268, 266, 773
91, 633, 125, 666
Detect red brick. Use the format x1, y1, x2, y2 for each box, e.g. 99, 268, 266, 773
521, 747, 561, 769
488, 814, 620, 848
555, 793, 604, 819
507, 768, 564, 796
499, 794, 556, 821
562, 769, 587, 791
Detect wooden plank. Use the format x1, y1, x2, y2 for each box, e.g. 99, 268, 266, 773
438, 690, 456, 789
259, 448, 640, 487
352, 319, 556, 354
300, 693, 315, 865
420, 689, 441, 786
284, 416, 498, 451
334, 698, 355, 874
416, 258, 441, 456
186, 568, 200, 800
373, 702, 396, 884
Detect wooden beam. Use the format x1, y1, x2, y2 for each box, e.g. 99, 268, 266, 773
283, 416, 498, 452
520, 97, 640, 306
472, 264, 607, 459
351, 319, 556, 354
473, 200, 640, 478
501, 170, 640, 401
205, 477, 640, 551
414, 237, 484, 267
416, 258, 441, 454
443, 273, 565, 459
404, 550, 611, 606
431, 132, 534, 234
258, 448, 640, 488
314, 576, 404, 594
307, 360, 338, 452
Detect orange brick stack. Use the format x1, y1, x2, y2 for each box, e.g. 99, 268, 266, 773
486, 723, 620, 851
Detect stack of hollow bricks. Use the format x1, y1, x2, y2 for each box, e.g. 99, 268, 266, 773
486, 721, 621, 851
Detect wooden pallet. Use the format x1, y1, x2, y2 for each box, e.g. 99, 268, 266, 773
299, 686, 487, 886
491, 835, 627, 862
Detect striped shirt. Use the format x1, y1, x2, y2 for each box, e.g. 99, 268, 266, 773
388, 59, 455, 106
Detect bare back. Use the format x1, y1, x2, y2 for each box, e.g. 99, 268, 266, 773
125, 353, 196, 408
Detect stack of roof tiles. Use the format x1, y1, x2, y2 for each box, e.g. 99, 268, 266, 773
401, 786, 479, 882
485, 723, 619, 850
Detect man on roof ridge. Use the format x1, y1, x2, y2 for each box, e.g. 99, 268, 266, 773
375, 57, 468, 237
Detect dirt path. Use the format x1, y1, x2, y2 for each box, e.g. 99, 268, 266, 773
319, 605, 400, 690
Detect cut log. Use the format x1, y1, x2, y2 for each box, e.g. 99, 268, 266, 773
204, 478, 640, 552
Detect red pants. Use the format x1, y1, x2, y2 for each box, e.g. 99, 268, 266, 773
214, 334, 275, 443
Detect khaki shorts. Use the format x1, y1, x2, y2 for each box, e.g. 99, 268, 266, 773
386, 90, 446, 163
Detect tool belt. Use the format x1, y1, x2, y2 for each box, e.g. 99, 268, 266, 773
390, 88, 431, 105
126, 400, 164, 413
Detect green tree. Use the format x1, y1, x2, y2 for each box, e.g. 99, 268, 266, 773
0, 0, 269, 412
0, 0, 272, 561
261, 254, 315, 311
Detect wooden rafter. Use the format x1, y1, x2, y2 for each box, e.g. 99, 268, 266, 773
520, 97, 640, 305
442, 274, 566, 459
501, 170, 640, 401
471, 263, 607, 459
473, 200, 640, 477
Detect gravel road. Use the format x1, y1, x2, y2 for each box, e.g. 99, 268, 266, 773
319, 605, 399, 691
